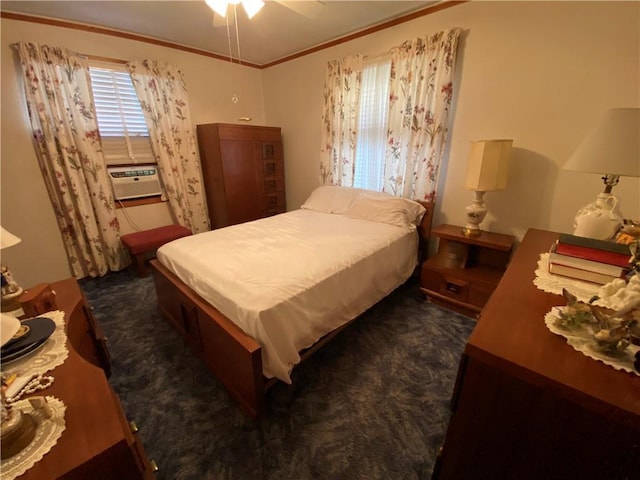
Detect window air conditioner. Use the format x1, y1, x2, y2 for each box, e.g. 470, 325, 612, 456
108, 166, 162, 201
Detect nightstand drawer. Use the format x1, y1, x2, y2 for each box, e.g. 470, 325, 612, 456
468, 282, 494, 307
421, 268, 469, 302
441, 276, 470, 302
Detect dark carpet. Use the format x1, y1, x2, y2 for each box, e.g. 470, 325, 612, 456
80, 268, 475, 480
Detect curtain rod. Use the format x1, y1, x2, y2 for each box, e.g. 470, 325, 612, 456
85, 54, 127, 64
364, 51, 391, 63
9, 43, 128, 65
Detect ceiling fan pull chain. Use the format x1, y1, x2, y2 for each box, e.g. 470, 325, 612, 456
225, 14, 233, 64
234, 4, 243, 67
231, 3, 243, 104
225, 11, 239, 103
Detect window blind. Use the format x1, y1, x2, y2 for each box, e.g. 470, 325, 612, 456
353, 58, 391, 191
88, 61, 154, 165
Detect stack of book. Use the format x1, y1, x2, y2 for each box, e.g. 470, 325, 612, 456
548, 233, 632, 285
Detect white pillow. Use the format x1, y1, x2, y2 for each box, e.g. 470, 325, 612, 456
300, 186, 363, 214
344, 194, 426, 229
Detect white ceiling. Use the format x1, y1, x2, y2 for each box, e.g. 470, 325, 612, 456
1, 1, 437, 66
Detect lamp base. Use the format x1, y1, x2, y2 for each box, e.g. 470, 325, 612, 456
1, 265, 23, 312
573, 192, 623, 240
462, 226, 482, 237
463, 191, 487, 237
1, 287, 23, 312
1, 409, 36, 460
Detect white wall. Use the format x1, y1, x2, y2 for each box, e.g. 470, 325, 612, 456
263, 0, 640, 242
2, 1, 639, 288
1, 17, 267, 286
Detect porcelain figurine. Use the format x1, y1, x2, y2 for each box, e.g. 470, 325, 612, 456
589, 305, 634, 354
556, 288, 597, 330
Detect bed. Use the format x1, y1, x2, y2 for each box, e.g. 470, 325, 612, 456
150, 186, 434, 417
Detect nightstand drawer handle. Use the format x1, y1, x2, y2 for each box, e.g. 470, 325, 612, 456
129, 420, 139, 433
445, 282, 462, 294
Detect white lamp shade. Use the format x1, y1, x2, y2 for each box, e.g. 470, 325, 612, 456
0, 227, 21, 250
563, 108, 640, 177
464, 139, 513, 191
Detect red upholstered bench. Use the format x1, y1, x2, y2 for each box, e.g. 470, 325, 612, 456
121, 224, 192, 277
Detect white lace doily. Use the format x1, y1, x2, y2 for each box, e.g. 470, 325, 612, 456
544, 306, 639, 376
2, 311, 68, 377
534, 253, 617, 308
1, 396, 67, 480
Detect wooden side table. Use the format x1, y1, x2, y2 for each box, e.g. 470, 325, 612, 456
420, 224, 515, 316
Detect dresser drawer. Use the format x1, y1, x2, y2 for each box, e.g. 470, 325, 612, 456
260, 192, 286, 214
262, 141, 283, 161
263, 158, 284, 178
259, 176, 284, 194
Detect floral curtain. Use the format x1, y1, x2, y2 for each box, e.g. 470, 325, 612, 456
384, 29, 461, 201
15, 42, 129, 278
127, 60, 210, 233
319, 55, 364, 186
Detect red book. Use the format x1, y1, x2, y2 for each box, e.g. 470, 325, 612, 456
548, 262, 619, 285
555, 242, 631, 268
549, 244, 627, 277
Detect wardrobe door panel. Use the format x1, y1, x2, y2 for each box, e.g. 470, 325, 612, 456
220, 139, 263, 225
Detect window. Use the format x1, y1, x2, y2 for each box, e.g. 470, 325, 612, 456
88, 61, 154, 165
353, 58, 391, 191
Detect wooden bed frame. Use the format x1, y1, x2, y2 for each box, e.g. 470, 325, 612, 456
149, 201, 434, 418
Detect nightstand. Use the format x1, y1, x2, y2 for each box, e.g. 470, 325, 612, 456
420, 224, 515, 317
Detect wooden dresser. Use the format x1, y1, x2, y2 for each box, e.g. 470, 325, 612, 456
14, 278, 156, 480
196, 123, 286, 228
433, 229, 640, 479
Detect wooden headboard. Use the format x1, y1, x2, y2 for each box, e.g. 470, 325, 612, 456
416, 200, 435, 264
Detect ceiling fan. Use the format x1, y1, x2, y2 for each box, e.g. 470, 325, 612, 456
205, 0, 324, 27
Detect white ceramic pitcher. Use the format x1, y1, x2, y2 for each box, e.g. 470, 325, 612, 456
573, 193, 623, 240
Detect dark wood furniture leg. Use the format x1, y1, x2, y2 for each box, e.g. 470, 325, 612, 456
133, 254, 146, 277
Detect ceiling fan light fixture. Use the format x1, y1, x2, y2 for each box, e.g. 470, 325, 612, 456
241, 0, 265, 19
205, 0, 264, 19
205, 0, 229, 17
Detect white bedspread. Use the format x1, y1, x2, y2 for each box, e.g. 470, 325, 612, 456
157, 209, 418, 383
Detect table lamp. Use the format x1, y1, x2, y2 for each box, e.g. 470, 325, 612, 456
562, 108, 640, 240
462, 139, 513, 236
1, 227, 24, 312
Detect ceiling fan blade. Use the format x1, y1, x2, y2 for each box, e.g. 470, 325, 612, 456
273, 0, 325, 19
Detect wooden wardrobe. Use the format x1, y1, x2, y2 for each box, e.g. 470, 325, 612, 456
196, 123, 286, 229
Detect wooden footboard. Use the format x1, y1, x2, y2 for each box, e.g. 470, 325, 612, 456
149, 259, 266, 418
